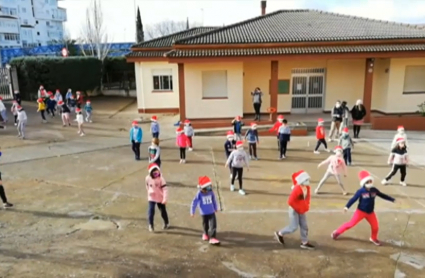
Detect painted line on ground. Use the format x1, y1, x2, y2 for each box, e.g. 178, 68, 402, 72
224, 209, 425, 214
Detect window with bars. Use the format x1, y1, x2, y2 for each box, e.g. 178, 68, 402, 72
152, 69, 173, 91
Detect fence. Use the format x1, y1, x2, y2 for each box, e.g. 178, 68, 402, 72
0, 66, 16, 100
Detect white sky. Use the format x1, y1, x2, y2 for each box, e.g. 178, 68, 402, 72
59, 0, 425, 43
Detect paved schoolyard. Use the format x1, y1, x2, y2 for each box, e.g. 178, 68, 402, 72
1, 108, 425, 278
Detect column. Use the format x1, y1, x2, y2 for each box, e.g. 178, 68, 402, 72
363, 58, 374, 123
270, 61, 278, 122
178, 63, 186, 121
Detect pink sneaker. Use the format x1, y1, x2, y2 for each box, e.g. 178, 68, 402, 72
202, 234, 209, 241
331, 230, 340, 240
369, 238, 381, 246
209, 238, 220, 245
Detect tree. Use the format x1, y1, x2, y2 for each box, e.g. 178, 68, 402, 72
145, 20, 202, 40
78, 0, 111, 61
53, 28, 79, 56
136, 7, 144, 43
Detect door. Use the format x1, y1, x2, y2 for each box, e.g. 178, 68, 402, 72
291, 69, 325, 113
0, 66, 14, 100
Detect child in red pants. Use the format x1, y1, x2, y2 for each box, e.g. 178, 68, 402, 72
331, 170, 395, 245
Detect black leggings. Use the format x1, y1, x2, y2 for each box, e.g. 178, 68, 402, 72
40, 110, 46, 120
179, 147, 186, 159
253, 103, 261, 118
0, 172, 8, 203
353, 125, 361, 137
248, 143, 257, 157
315, 139, 328, 151
385, 164, 407, 182
231, 167, 243, 189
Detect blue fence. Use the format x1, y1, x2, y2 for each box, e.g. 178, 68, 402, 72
0, 42, 133, 65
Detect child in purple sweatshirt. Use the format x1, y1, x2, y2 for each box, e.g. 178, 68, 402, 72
190, 176, 220, 245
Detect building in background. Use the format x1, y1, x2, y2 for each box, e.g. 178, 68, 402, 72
0, 0, 66, 48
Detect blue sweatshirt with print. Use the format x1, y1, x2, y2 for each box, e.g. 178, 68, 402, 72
190, 190, 218, 215
345, 187, 395, 214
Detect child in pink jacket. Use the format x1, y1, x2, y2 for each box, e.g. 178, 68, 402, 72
176, 127, 189, 163
315, 145, 348, 195
146, 163, 169, 232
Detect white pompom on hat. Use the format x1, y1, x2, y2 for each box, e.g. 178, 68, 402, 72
292, 170, 310, 186
359, 170, 373, 187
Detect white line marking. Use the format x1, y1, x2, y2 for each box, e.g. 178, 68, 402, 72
224, 209, 425, 214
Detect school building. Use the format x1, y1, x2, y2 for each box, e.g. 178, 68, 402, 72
127, 4, 425, 130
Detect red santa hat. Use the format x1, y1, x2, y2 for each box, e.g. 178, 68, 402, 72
317, 118, 324, 123
76, 91, 81, 95
334, 145, 343, 153
236, 140, 243, 149
342, 127, 349, 133
132, 120, 138, 126
86, 100, 91, 104
226, 131, 234, 138
48, 91, 53, 95
37, 98, 43, 103
176, 127, 183, 134
50, 95, 55, 99
277, 115, 284, 122
359, 170, 373, 187
17, 105, 23, 111
0, 97, 2, 100
198, 176, 212, 189
292, 170, 310, 186
397, 126, 404, 132
235, 116, 242, 121
58, 100, 64, 105
148, 163, 160, 174
184, 119, 190, 125
75, 108, 82, 113
151, 115, 157, 121
396, 137, 405, 143
250, 122, 257, 129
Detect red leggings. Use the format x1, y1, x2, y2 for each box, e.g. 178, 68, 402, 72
336, 209, 379, 240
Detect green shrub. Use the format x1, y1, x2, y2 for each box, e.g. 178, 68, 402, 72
10, 56, 102, 100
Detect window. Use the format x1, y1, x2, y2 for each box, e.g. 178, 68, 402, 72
202, 70, 228, 99
3, 33, 20, 41
152, 69, 173, 91
10, 8, 17, 15
46, 21, 50, 26
36, 20, 39, 24
23, 19, 28, 24
37, 31, 40, 35
21, 7, 26, 13
403, 66, 425, 94
2, 8, 10, 14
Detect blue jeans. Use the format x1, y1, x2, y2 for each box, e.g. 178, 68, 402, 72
343, 148, 352, 164
152, 132, 159, 139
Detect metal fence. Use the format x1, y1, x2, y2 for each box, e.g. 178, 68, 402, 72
0, 66, 14, 100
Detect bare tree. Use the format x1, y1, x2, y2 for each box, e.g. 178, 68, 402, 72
145, 20, 202, 40
78, 0, 111, 61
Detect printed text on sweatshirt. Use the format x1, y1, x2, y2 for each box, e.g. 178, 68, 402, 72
190, 191, 218, 215
226, 149, 249, 168
148, 145, 161, 162
388, 147, 408, 165
145, 175, 168, 203
346, 187, 395, 214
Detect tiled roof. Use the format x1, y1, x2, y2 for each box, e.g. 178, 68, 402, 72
174, 10, 425, 45
126, 51, 168, 58
132, 27, 218, 48
165, 44, 425, 58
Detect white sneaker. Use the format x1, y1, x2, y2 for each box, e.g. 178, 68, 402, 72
182, 160, 186, 164
14, 123, 17, 126
77, 130, 81, 134
400, 181, 407, 187
230, 185, 235, 191
325, 149, 331, 153
314, 151, 320, 154
188, 148, 193, 151
230, 174, 233, 179
80, 133, 85, 137
179, 159, 183, 164
239, 189, 246, 195
281, 155, 286, 159
381, 179, 389, 185
314, 189, 319, 194
89, 120, 92, 123
328, 139, 333, 142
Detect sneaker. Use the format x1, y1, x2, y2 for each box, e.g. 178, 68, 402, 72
3, 203, 13, 208
63, 124, 66, 127
163, 223, 170, 230
254, 157, 259, 160
325, 149, 331, 153
188, 148, 193, 151
202, 234, 209, 241
369, 238, 381, 246
342, 192, 348, 196
179, 159, 183, 164
239, 189, 246, 195
274, 231, 284, 245
314, 189, 319, 195
249, 155, 252, 160
17, 134, 21, 138
347, 162, 351, 166
209, 238, 220, 245
148, 225, 154, 232
230, 185, 235, 191
328, 139, 333, 142
182, 160, 186, 164
80, 133, 85, 137
331, 230, 340, 240
281, 155, 286, 159
381, 179, 389, 185
77, 130, 81, 134
14, 123, 17, 126
300, 242, 315, 250
400, 181, 407, 187
230, 174, 233, 179
89, 120, 93, 123
314, 151, 320, 154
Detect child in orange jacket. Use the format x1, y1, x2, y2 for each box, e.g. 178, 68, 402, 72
274, 170, 315, 250
269, 115, 284, 150
314, 118, 330, 154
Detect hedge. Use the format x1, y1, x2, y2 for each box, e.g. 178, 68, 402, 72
103, 57, 134, 73
10, 57, 102, 100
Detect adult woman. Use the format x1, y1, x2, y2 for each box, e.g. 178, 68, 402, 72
251, 87, 263, 121
329, 100, 343, 142
351, 99, 366, 138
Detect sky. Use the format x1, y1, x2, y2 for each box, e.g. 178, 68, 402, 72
59, 0, 425, 43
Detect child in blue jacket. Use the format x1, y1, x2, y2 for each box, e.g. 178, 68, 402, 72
231, 116, 244, 141
245, 122, 259, 160
191, 176, 220, 245
130, 120, 143, 160
278, 119, 291, 159
84, 100, 93, 123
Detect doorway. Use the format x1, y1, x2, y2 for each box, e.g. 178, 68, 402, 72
291, 68, 326, 114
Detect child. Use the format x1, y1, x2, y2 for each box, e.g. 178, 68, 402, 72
391, 126, 408, 149
382, 137, 408, 186
151, 115, 160, 139
274, 170, 314, 250
75, 108, 85, 136
16, 106, 27, 140
37, 85, 45, 99
0, 97, 7, 123
146, 163, 169, 232
278, 119, 291, 159
68, 95, 76, 113
231, 116, 244, 141
314, 118, 330, 154
184, 119, 194, 151
245, 122, 259, 160
84, 100, 93, 123
148, 138, 161, 167
176, 127, 189, 163
191, 176, 220, 245
46, 95, 56, 117
13, 90, 21, 105
54, 89, 63, 105
65, 89, 73, 105
315, 146, 348, 195
332, 170, 395, 246
36, 98, 47, 123
11, 100, 18, 126
0, 148, 13, 208
57, 100, 71, 127
338, 127, 354, 166
225, 141, 249, 195
224, 131, 237, 178
269, 115, 284, 150
76, 91, 84, 109
130, 120, 142, 161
